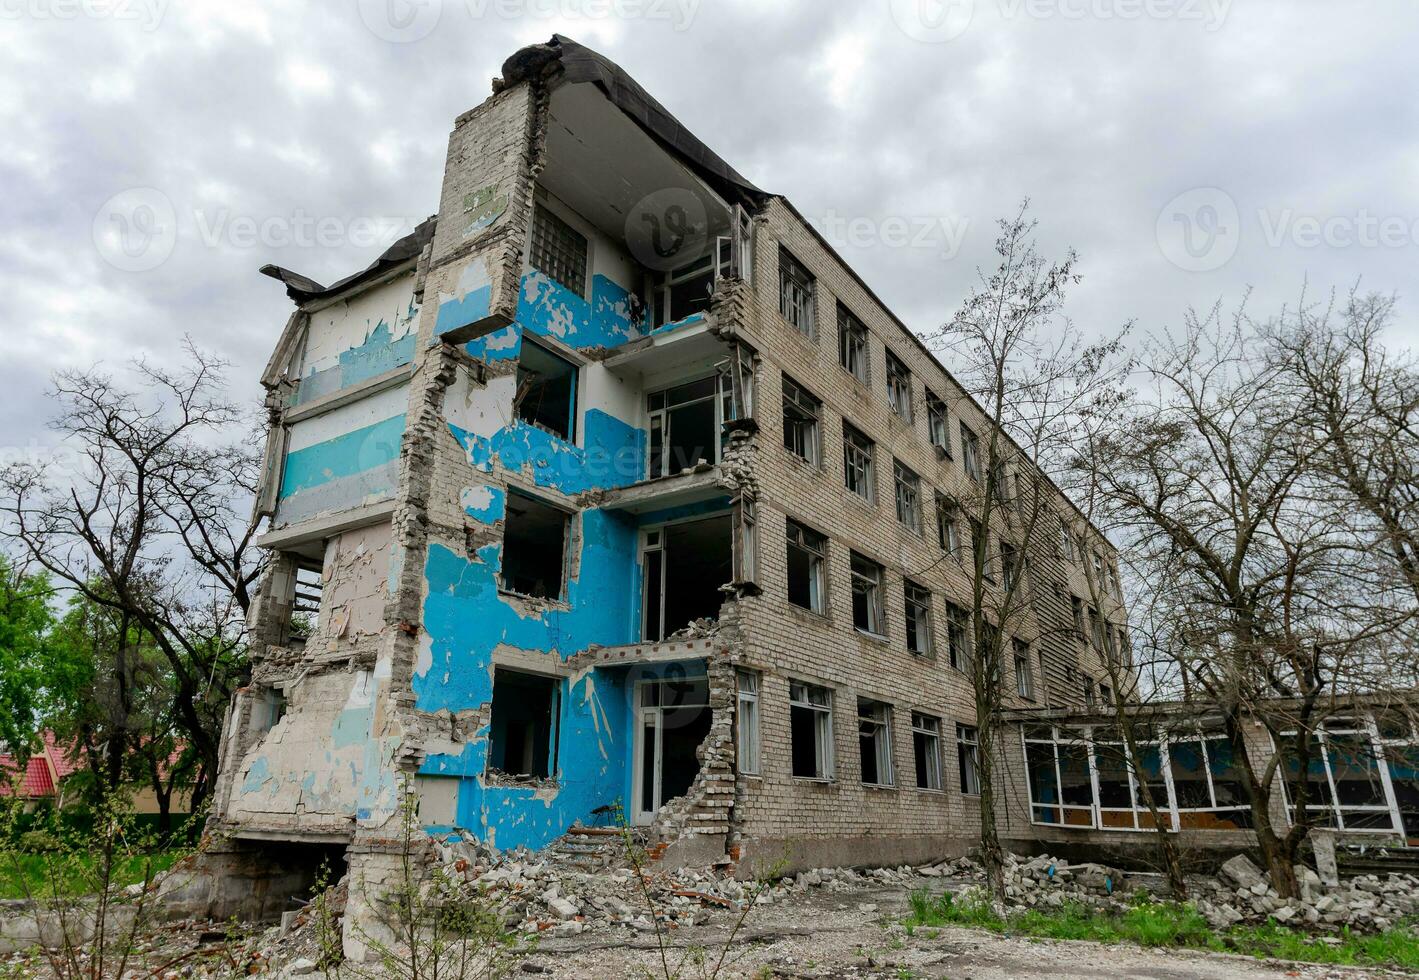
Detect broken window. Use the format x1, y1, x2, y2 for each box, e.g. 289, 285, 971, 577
913, 712, 943, 791
935, 493, 959, 553
736, 670, 761, 775
1013, 640, 1034, 700
786, 519, 827, 613
648, 375, 726, 478
960, 423, 981, 482
1070, 596, 1085, 639
1083, 677, 1096, 706
885, 350, 912, 421
926, 390, 950, 454
968, 517, 992, 582
838, 303, 869, 383
732, 497, 758, 587
500, 492, 568, 600
790, 680, 833, 780
842, 422, 875, 502
289, 563, 323, 640
849, 551, 885, 636
530, 203, 587, 296
515, 337, 577, 441
893, 460, 921, 532
781, 375, 822, 465
858, 699, 894, 786
904, 580, 933, 657
641, 515, 733, 640
778, 246, 815, 336
1000, 540, 1022, 591
1058, 517, 1077, 560
1169, 732, 1251, 830
946, 602, 972, 672
1024, 725, 1095, 826
651, 248, 724, 327
487, 669, 559, 779
1281, 720, 1396, 832
957, 724, 980, 796
1091, 727, 1170, 831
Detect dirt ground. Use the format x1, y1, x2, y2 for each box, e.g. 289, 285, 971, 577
520, 881, 1407, 980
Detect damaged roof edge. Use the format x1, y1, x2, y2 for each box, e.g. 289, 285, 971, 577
259, 215, 437, 304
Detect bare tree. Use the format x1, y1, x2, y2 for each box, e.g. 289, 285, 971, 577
925, 202, 1129, 900
1083, 298, 1414, 897
0, 342, 264, 817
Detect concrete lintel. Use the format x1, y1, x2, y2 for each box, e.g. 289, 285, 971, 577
587, 635, 719, 668
285, 363, 415, 425
259, 500, 397, 551
595, 465, 725, 515
435, 310, 515, 347
232, 827, 354, 845
603, 317, 724, 379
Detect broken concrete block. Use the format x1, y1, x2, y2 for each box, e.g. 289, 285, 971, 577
1220, 854, 1266, 891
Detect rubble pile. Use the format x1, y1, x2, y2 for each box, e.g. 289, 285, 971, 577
1190, 854, 1419, 933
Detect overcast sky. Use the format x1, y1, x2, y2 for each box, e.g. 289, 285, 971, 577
2, 0, 1416, 457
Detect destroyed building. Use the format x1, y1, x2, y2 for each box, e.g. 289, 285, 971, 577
190, 35, 1419, 933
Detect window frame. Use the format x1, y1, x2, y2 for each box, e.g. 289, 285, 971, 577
946, 601, 972, 673
884, 349, 913, 422
736, 670, 761, 776
849, 551, 887, 637
858, 699, 895, 787
778, 246, 816, 337
926, 390, 951, 455
912, 712, 944, 791
893, 459, 922, 532
781, 374, 823, 466
789, 680, 834, 780
935, 493, 960, 554
838, 303, 869, 383
1014, 640, 1035, 700
528, 201, 589, 297
903, 579, 934, 657
957, 723, 981, 796
842, 422, 876, 503
960, 423, 981, 482
785, 518, 827, 614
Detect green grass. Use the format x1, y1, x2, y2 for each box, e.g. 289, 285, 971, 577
905, 888, 1419, 971
0, 850, 181, 900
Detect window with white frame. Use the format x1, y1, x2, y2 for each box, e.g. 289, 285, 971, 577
850, 551, 886, 635
1058, 517, 1076, 561
790, 680, 833, 779
893, 460, 921, 531
1013, 640, 1034, 700
957, 723, 980, 795
838, 304, 869, 383
885, 350, 912, 421
960, 423, 981, 481
858, 699, 894, 786
1279, 719, 1398, 832
904, 580, 934, 657
1090, 725, 1172, 832
785, 519, 827, 613
529, 203, 588, 296
1167, 730, 1253, 830
735, 670, 761, 776
1023, 724, 1094, 826
842, 422, 875, 502
781, 375, 822, 465
912, 712, 944, 790
779, 247, 815, 336
946, 602, 971, 672
935, 493, 959, 553
926, 390, 951, 454
648, 375, 729, 478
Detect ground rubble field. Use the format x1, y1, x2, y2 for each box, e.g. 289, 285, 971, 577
3, 846, 1417, 978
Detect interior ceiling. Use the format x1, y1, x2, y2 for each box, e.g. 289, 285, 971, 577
541, 83, 732, 246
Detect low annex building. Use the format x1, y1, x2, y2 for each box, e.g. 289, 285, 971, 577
183, 36, 1419, 935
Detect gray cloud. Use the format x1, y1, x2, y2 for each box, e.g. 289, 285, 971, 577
1, 0, 1416, 452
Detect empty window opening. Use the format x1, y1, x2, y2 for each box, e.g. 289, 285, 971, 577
487, 669, 559, 779
904, 580, 933, 656
648, 375, 728, 478
961, 423, 981, 481
778, 247, 815, 336
781, 375, 822, 465
736, 670, 761, 776
858, 699, 894, 786
790, 680, 833, 779
651, 242, 730, 328
842, 422, 875, 502
885, 350, 912, 421
936, 494, 960, 553
894, 460, 921, 531
530, 203, 588, 296
947, 602, 972, 672
289, 563, 323, 640
634, 677, 712, 822
642, 516, 732, 640
913, 712, 943, 791
926, 390, 951, 454
838, 304, 869, 383
1014, 640, 1034, 700
514, 338, 577, 441
500, 492, 568, 600
850, 551, 885, 636
786, 519, 827, 613
957, 723, 980, 795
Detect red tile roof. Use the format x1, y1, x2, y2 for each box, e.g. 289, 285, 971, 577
0, 733, 77, 799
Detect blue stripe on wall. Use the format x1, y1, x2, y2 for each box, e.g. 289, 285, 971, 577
279, 414, 407, 499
